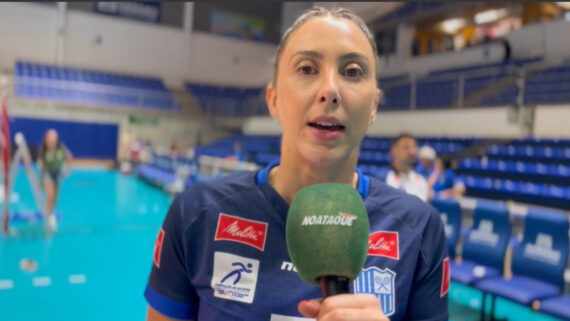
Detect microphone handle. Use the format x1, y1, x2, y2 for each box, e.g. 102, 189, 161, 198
319, 276, 350, 298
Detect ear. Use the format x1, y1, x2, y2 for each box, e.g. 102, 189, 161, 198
265, 82, 279, 122
370, 88, 381, 125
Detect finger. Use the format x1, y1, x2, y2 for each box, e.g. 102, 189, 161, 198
298, 299, 321, 318
319, 308, 389, 321
319, 294, 383, 313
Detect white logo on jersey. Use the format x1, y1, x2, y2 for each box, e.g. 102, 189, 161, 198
281, 261, 298, 272
211, 252, 260, 304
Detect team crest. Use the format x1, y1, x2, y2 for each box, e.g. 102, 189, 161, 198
353, 267, 396, 317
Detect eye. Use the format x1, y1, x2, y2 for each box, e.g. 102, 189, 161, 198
343, 64, 363, 78
297, 63, 317, 75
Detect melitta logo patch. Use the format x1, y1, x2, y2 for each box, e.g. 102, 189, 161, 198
153, 228, 165, 268
300, 212, 357, 226
215, 213, 268, 251
368, 231, 399, 260
441, 257, 450, 297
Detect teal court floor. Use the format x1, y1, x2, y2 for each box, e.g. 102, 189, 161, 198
0, 167, 565, 321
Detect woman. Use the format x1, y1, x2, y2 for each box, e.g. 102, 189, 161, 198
38, 129, 72, 231
430, 157, 466, 200
145, 7, 448, 321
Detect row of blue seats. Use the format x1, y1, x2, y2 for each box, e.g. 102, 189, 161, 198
13, 84, 179, 111
487, 144, 570, 163
432, 198, 569, 320
16, 61, 166, 91
459, 158, 570, 178
462, 175, 570, 210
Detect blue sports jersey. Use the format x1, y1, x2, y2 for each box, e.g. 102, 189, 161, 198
145, 161, 449, 321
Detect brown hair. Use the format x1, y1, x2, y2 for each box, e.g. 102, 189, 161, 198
272, 6, 379, 85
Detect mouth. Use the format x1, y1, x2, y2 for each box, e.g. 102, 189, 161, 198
307, 117, 346, 132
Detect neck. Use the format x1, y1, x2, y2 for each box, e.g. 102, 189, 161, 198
270, 141, 359, 205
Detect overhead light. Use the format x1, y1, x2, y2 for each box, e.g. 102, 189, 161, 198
556, 2, 570, 10
475, 8, 508, 24
441, 18, 466, 34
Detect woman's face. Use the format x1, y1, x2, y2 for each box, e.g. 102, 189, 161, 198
267, 16, 379, 167
45, 130, 58, 149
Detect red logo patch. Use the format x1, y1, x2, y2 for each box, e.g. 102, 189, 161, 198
215, 213, 268, 251
153, 228, 165, 268
368, 231, 399, 260
441, 257, 450, 297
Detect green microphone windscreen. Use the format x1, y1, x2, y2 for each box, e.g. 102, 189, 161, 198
286, 183, 370, 286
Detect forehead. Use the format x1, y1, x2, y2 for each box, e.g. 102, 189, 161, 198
282, 16, 375, 61
394, 137, 417, 147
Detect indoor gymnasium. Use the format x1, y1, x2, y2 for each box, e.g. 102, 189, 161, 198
0, 2, 569, 321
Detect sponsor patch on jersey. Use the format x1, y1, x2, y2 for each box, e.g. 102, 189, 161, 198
153, 228, 165, 268
368, 231, 399, 260
215, 213, 268, 251
354, 267, 396, 317
441, 257, 450, 297
211, 251, 260, 304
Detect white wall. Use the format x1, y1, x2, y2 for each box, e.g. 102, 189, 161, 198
64, 10, 191, 88
534, 104, 570, 138
0, 3, 57, 69
243, 105, 570, 139
187, 32, 276, 87
0, 3, 277, 89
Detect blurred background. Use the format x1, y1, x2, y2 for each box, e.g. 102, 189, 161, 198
0, 2, 569, 320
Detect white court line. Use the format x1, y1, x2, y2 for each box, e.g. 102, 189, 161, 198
69, 274, 87, 284
32, 276, 51, 287
0, 279, 14, 290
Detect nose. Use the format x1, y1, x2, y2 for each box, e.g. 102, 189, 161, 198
317, 69, 341, 106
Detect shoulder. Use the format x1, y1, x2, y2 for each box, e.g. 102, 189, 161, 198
173, 171, 260, 224
366, 176, 440, 235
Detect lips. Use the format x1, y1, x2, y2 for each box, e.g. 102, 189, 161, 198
307, 116, 346, 132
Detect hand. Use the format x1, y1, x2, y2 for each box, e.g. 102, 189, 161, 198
298, 294, 389, 321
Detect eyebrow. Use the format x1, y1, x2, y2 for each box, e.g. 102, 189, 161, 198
288, 50, 370, 64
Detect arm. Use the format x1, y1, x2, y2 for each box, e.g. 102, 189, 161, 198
147, 306, 192, 321
144, 194, 199, 320
401, 207, 449, 321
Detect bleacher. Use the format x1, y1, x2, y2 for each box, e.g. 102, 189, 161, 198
379, 57, 554, 110
13, 61, 180, 111
185, 83, 268, 117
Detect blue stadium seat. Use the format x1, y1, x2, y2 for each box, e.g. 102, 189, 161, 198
476, 208, 569, 316
449, 200, 511, 285
539, 295, 570, 320
431, 198, 462, 260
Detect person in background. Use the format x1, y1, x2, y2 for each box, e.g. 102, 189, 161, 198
417, 145, 437, 181
430, 156, 466, 200
38, 129, 73, 231
386, 133, 429, 202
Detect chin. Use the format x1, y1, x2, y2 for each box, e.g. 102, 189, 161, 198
300, 144, 350, 168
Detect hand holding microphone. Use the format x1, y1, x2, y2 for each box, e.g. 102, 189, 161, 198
286, 183, 388, 320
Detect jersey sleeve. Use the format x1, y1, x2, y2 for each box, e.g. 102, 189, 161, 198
144, 195, 199, 320
402, 206, 449, 321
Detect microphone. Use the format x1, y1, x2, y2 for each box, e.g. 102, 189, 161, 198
286, 183, 370, 298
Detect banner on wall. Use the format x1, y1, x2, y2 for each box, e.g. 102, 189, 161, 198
210, 9, 266, 42
94, 2, 161, 24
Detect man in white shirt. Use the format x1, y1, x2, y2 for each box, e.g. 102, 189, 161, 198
385, 134, 429, 202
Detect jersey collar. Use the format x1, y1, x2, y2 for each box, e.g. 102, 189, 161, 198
255, 160, 370, 199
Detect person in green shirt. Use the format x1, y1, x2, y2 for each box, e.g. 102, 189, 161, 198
38, 129, 73, 231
